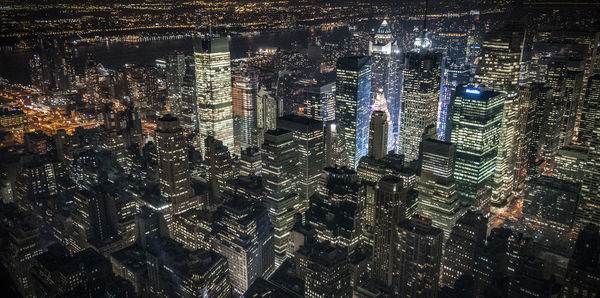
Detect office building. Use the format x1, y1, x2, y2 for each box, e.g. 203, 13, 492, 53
156, 115, 195, 214
450, 85, 505, 211
417, 139, 462, 240
439, 61, 470, 142
166, 51, 186, 117
205, 135, 237, 206
232, 60, 257, 154
368, 111, 388, 160
296, 241, 352, 298
335, 56, 372, 169
523, 176, 580, 232
277, 115, 324, 217
304, 81, 336, 123
394, 215, 443, 297
261, 129, 299, 267
194, 37, 234, 157
440, 210, 487, 288
254, 87, 277, 147
399, 50, 442, 164
373, 176, 406, 287
211, 197, 274, 295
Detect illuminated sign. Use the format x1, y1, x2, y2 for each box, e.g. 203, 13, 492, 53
465, 88, 481, 95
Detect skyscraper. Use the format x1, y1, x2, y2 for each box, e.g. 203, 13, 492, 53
373, 176, 406, 287
440, 210, 487, 288
335, 56, 372, 169
370, 18, 401, 153
232, 59, 257, 154
254, 87, 277, 147
166, 51, 186, 117
417, 139, 462, 240
277, 115, 324, 218
156, 115, 194, 214
398, 50, 442, 164
368, 111, 388, 160
450, 85, 505, 211
474, 25, 524, 205
577, 75, 600, 227
439, 60, 470, 142
394, 215, 443, 297
194, 37, 234, 157
211, 197, 274, 295
261, 129, 298, 267
205, 135, 237, 207
304, 81, 336, 123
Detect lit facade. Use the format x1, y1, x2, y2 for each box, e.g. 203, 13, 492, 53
335, 56, 372, 169
194, 37, 234, 157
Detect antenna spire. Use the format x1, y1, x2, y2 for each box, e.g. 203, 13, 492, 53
423, 0, 428, 39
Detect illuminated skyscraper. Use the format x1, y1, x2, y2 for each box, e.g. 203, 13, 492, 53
194, 37, 234, 157
304, 81, 336, 123
335, 56, 372, 169
166, 51, 186, 117
370, 18, 401, 153
398, 50, 442, 164
254, 87, 277, 147
417, 139, 462, 240
156, 115, 195, 214
394, 215, 443, 297
261, 129, 298, 267
474, 25, 524, 204
373, 176, 406, 287
211, 197, 274, 295
232, 59, 257, 154
439, 60, 470, 142
577, 75, 600, 227
450, 86, 505, 211
277, 115, 324, 218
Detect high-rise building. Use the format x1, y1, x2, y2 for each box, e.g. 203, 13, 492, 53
166, 51, 186, 117
277, 115, 324, 217
474, 25, 524, 205
304, 81, 336, 123
239, 146, 262, 177
439, 60, 470, 142
261, 129, 299, 267
555, 145, 589, 184
523, 176, 580, 232
181, 55, 197, 132
296, 241, 352, 298
211, 197, 274, 295
399, 50, 442, 164
232, 60, 257, 154
524, 83, 555, 174
335, 56, 372, 169
440, 210, 487, 288
370, 18, 401, 153
194, 37, 234, 157
578, 75, 600, 227
394, 215, 443, 297
205, 135, 237, 207
562, 224, 600, 297
156, 115, 195, 214
254, 87, 277, 147
373, 176, 406, 287
417, 139, 462, 240
368, 111, 388, 160
450, 86, 505, 211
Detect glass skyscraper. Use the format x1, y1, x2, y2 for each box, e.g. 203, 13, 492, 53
450, 85, 505, 211
335, 56, 372, 169
194, 37, 235, 157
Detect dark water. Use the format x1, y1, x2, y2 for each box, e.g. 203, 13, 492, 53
0, 28, 349, 85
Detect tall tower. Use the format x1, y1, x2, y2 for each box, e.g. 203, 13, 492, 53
166, 51, 186, 117
304, 81, 336, 123
373, 176, 406, 287
474, 25, 525, 204
417, 139, 462, 240
368, 110, 388, 160
577, 75, 600, 227
398, 50, 442, 164
335, 56, 372, 169
370, 18, 401, 153
277, 115, 324, 219
450, 86, 505, 211
194, 37, 234, 157
394, 215, 443, 297
261, 129, 299, 267
232, 59, 257, 154
156, 115, 194, 214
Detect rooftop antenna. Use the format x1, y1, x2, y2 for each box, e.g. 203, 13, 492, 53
422, 0, 428, 40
